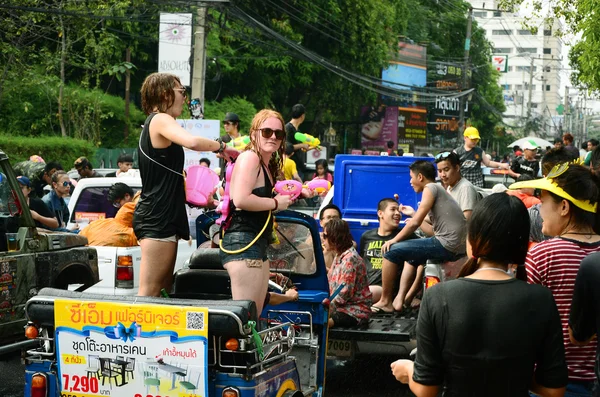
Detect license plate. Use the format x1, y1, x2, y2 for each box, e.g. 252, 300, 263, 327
328, 339, 354, 358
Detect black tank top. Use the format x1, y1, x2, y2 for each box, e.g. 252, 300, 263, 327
225, 160, 274, 241
133, 113, 190, 240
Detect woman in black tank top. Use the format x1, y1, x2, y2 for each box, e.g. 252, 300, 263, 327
135, 73, 236, 297
220, 109, 293, 314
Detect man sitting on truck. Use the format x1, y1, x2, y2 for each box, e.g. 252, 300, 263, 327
360, 198, 404, 303
435, 151, 481, 220
371, 161, 466, 314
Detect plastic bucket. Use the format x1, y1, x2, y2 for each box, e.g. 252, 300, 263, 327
186, 165, 220, 207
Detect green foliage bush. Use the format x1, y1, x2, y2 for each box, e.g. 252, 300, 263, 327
0, 69, 145, 148
204, 97, 258, 135
0, 135, 96, 169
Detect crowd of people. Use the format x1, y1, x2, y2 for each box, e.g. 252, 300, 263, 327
11, 71, 600, 396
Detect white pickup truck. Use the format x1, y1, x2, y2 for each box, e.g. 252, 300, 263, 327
66, 177, 197, 296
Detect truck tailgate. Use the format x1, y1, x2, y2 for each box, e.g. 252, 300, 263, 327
328, 316, 416, 342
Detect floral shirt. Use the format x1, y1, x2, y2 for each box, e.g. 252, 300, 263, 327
328, 247, 372, 321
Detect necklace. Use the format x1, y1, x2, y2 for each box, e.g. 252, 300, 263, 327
563, 231, 595, 235
473, 267, 509, 275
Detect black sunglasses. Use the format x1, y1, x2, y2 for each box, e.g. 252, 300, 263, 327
260, 128, 285, 140
322, 233, 328, 240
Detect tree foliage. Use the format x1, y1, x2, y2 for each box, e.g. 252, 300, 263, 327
0, 0, 506, 150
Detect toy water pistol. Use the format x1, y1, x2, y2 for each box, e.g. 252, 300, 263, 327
294, 132, 320, 150
274, 179, 331, 200
226, 135, 250, 151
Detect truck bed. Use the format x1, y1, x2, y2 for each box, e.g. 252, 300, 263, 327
329, 315, 416, 342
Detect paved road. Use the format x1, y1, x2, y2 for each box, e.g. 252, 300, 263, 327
2, 352, 411, 397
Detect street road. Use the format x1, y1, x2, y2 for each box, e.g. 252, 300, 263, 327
2, 352, 411, 396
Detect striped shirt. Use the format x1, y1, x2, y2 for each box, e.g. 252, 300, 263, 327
526, 237, 600, 381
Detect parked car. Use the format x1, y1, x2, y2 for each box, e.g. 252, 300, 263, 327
66, 177, 196, 296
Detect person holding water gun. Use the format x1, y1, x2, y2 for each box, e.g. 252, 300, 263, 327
283, 143, 303, 183
285, 104, 316, 179
219, 109, 294, 315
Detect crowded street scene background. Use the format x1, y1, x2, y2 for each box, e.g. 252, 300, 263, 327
3, 0, 600, 396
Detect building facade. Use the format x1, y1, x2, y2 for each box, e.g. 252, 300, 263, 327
468, 0, 563, 137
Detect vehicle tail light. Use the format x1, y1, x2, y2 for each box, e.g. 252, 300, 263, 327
223, 387, 240, 397
116, 255, 134, 288
31, 373, 47, 397
225, 338, 239, 351
425, 276, 440, 289
24, 322, 39, 339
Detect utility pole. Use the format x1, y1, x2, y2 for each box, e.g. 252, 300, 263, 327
583, 95, 588, 143
564, 86, 569, 136
124, 47, 131, 140
458, 6, 473, 133
191, 5, 208, 112
527, 56, 534, 122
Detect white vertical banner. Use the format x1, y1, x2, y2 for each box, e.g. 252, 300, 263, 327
158, 13, 193, 86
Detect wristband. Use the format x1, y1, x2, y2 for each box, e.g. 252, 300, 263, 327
213, 137, 225, 154
272, 198, 278, 211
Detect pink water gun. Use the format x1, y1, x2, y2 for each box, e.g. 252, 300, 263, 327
274, 179, 331, 200
216, 161, 235, 226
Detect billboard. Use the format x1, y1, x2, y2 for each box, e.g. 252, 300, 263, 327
158, 13, 193, 86
398, 108, 427, 148
360, 105, 398, 149
176, 119, 220, 169
382, 41, 427, 91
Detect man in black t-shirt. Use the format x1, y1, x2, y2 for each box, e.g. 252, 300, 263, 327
360, 198, 402, 302
285, 104, 312, 179
569, 252, 600, 387
510, 141, 540, 179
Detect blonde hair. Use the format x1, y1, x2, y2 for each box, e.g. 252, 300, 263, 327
246, 109, 285, 181
140, 73, 181, 115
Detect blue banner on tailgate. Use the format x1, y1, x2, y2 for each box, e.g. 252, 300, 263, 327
333, 155, 435, 221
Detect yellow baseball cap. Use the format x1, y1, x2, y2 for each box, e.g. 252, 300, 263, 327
463, 126, 480, 140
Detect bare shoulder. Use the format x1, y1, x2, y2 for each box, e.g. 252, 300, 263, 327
236, 151, 261, 168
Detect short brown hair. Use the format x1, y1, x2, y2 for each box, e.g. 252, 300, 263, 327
140, 73, 181, 115
324, 219, 353, 253
563, 133, 574, 143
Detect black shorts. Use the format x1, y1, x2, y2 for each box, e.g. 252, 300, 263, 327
331, 311, 360, 327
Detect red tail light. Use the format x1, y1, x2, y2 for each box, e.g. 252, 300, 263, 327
116, 255, 134, 288
425, 276, 440, 289
31, 373, 47, 397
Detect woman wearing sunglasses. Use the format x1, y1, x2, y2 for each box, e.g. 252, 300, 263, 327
219, 109, 294, 315
134, 72, 237, 297
42, 170, 76, 232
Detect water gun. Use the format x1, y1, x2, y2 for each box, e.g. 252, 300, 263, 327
294, 132, 320, 150
216, 161, 235, 226
274, 179, 331, 200
226, 135, 250, 151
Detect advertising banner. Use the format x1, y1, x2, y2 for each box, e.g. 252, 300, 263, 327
176, 119, 220, 170
360, 106, 398, 149
158, 13, 193, 86
55, 299, 208, 397
398, 108, 428, 148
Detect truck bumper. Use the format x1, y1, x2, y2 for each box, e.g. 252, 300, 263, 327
80, 285, 138, 296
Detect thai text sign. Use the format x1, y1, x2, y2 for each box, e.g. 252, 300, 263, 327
55, 299, 208, 397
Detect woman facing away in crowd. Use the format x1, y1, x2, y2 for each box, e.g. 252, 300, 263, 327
510, 161, 600, 396
324, 218, 372, 328
391, 193, 568, 397
219, 109, 294, 315
134, 72, 236, 297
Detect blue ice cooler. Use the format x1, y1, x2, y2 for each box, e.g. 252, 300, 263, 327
332, 155, 435, 242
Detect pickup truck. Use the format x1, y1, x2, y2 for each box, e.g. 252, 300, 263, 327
0, 150, 98, 354
66, 177, 197, 296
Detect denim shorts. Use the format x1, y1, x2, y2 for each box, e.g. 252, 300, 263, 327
383, 236, 464, 267
219, 231, 269, 265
